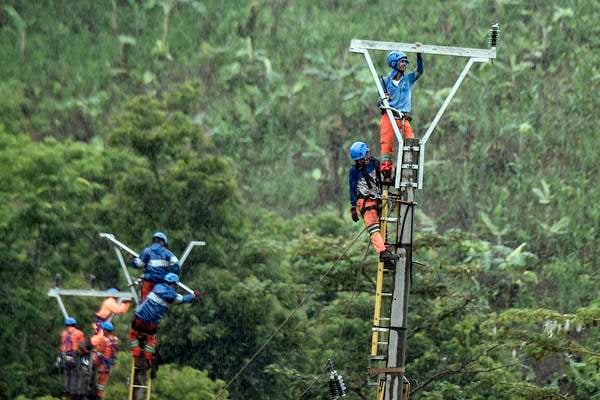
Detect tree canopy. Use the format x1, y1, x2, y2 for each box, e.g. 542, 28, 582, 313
1, 1, 599, 399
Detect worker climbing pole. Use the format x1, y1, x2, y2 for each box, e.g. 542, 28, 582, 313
98, 232, 204, 400
349, 24, 500, 400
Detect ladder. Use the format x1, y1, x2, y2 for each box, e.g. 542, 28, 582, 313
368, 139, 419, 400
128, 356, 152, 400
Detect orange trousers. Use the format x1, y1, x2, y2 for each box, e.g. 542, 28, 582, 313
380, 114, 414, 170
140, 280, 155, 301
357, 198, 386, 254
129, 318, 158, 361
96, 367, 111, 398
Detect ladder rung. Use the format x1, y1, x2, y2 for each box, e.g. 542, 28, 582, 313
381, 292, 392, 297
401, 164, 419, 170
402, 145, 420, 151
372, 327, 389, 332
377, 341, 389, 345
380, 317, 390, 321
383, 217, 398, 222
131, 385, 150, 388
369, 355, 387, 360
399, 182, 418, 188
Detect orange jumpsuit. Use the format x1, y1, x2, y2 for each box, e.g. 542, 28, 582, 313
380, 115, 414, 173
60, 327, 86, 398
91, 331, 119, 399
93, 297, 130, 332
356, 198, 386, 253
61, 327, 85, 353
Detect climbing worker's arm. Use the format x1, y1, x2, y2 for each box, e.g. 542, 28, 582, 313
348, 168, 360, 222
90, 331, 104, 347
131, 248, 149, 269
173, 292, 196, 304
413, 53, 424, 83
349, 167, 358, 207
107, 297, 131, 314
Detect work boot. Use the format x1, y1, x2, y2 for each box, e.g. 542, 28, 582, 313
380, 162, 394, 186
379, 249, 397, 264
382, 171, 394, 186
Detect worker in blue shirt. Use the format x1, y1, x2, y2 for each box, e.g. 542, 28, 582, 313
131, 231, 180, 300
348, 141, 396, 263
129, 273, 200, 362
379, 50, 424, 180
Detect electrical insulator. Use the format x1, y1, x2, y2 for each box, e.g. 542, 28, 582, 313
328, 373, 340, 400
489, 23, 500, 48
336, 374, 347, 397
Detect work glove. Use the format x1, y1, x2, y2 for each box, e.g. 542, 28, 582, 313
193, 290, 202, 299
350, 206, 359, 222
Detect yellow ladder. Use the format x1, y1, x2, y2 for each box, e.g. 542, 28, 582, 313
369, 186, 402, 400
128, 356, 152, 400
370, 138, 420, 400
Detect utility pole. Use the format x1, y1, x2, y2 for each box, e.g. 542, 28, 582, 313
350, 24, 499, 400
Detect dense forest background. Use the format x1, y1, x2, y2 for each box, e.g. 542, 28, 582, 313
1, 0, 599, 399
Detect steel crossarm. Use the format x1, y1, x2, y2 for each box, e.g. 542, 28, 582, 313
349, 36, 497, 189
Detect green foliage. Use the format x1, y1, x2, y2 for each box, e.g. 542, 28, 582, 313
0, 1, 598, 399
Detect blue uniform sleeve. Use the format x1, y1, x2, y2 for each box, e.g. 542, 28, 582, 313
180, 294, 195, 304
412, 54, 424, 83
349, 167, 358, 207
131, 248, 149, 269
166, 250, 180, 274
156, 285, 178, 303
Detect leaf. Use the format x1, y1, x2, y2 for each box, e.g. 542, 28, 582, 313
143, 70, 155, 84
552, 7, 574, 22
311, 168, 322, 180
532, 179, 552, 204
292, 80, 305, 94
548, 217, 570, 235
480, 211, 508, 237
506, 242, 528, 267
4, 6, 25, 30
118, 35, 137, 46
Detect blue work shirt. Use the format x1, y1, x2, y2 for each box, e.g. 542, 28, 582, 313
348, 157, 382, 207
131, 243, 180, 283
134, 283, 194, 323
383, 55, 424, 113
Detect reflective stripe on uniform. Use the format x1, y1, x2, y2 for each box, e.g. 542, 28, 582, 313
148, 259, 169, 267
169, 255, 179, 265
144, 344, 155, 353
147, 291, 168, 307
129, 340, 139, 348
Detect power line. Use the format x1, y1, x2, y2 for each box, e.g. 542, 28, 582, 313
297, 241, 371, 399
215, 227, 367, 399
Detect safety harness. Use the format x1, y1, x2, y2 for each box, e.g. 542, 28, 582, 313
357, 163, 383, 216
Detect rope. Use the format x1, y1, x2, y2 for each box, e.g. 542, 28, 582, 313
215, 226, 367, 399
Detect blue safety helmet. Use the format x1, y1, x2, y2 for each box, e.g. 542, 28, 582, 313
153, 231, 168, 245
65, 317, 77, 326
350, 141, 369, 161
164, 273, 179, 284
106, 288, 119, 296
387, 51, 409, 70
100, 321, 114, 332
